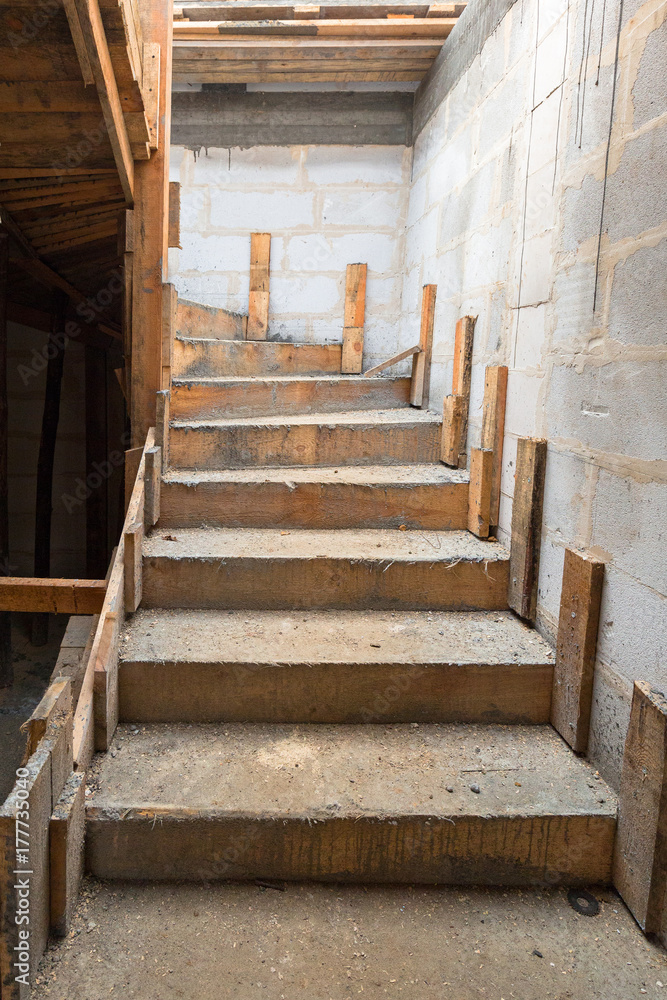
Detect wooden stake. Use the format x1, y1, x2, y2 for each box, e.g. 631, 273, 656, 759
451, 315, 476, 468
248, 232, 271, 340
614, 682, 667, 945
33, 289, 69, 646
467, 448, 493, 538
341, 263, 367, 374
0, 233, 10, 687
481, 365, 508, 531
162, 282, 176, 390
155, 390, 170, 474
551, 549, 604, 753
508, 437, 547, 621
440, 394, 465, 466
410, 283, 436, 407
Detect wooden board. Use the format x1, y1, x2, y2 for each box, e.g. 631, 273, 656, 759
614, 682, 667, 945
440, 393, 465, 466
481, 365, 507, 530
467, 447, 492, 538
507, 437, 547, 622
0, 578, 105, 613
174, 17, 457, 37
173, 337, 341, 377
363, 345, 419, 378
176, 297, 246, 341
409, 283, 436, 407
168, 181, 181, 248
341, 262, 366, 374
247, 232, 271, 340
450, 314, 475, 468
50, 772, 86, 938
551, 549, 604, 753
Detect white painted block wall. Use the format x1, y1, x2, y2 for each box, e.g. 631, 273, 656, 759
168, 145, 412, 369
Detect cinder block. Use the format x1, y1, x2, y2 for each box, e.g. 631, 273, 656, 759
534, 15, 567, 107
514, 304, 547, 369
524, 161, 557, 239
633, 20, 667, 129
192, 145, 300, 186
519, 234, 553, 306
209, 190, 314, 231
505, 372, 543, 437
286, 233, 396, 273
605, 123, 667, 243
305, 145, 407, 186
608, 238, 667, 347
321, 190, 403, 229
268, 275, 341, 315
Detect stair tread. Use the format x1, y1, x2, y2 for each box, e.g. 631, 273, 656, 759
121, 609, 553, 665
176, 337, 340, 348
172, 375, 408, 385
162, 464, 468, 485
88, 722, 616, 820
171, 408, 441, 428
143, 527, 508, 562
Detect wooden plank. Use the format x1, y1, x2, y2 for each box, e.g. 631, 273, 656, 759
63, 0, 96, 84
173, 17, 457, 37
24, 677, 73, 762
440, 393, 465, 466
363, 345, 419, 377
173, 38, 444, 54
162, 281, 177, 389
168, 181, 181, 248
481, 365, 508, 531
410, 282, 436, 407
142, 41, 160, 149
467, 447, 493, 538
450, 314, 475, 469
50, 614, 97, 706
93, 609, 122, 751
123, 521, 143, 612
614, 682, 667, 944
124, 444, 142, 512
74, 0, 135, 203
173, 68, 434, 83
176, 297, 247, 341
247, 232, 271, 340
0, 231, 10, 687
0, 578, 106, 613
155, 389, 170, 473
551, 549, 604, 753
50, 772, 86, 937
144, 445, 161, 527
341, 262, 367, 374
508, 437, 547, 622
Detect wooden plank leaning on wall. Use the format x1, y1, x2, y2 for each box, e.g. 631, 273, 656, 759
131, 0, 173, 447
441, 315, 476, 469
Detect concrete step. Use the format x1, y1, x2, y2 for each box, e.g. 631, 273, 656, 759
159, 464, 469, 530
169, 409, 442, 470
86, 722, 617, 885
141, 527, 510, 611
173, 337, 343, 378
171, 375, 412, 419
118, 609, 554, 724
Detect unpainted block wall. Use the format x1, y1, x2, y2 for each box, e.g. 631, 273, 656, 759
168, 145, 411, 368
406, 0, 667, 786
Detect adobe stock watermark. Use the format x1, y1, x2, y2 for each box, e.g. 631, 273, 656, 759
17, 269, 125, 388
13, 766, 33, 988
61, 431, 131, 515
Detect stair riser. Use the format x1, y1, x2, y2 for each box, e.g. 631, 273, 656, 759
169, 422, 442, 469
141, 555, 510, 610
159, 479, 469, 529
171, 378, 411, 419
118, 661, 553, 724
86, 812, 615, 885
174, 339, 343, 378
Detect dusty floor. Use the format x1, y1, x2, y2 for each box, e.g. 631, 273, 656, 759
33, 879, 666, 999
0, 614, 68, 802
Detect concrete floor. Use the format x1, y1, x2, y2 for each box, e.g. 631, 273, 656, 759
33, 878, 666, 999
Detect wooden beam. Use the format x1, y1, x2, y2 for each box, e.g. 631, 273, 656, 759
155, 388, 170, 473
614, 681, 667, 946
63, 0, 96, 84
130, 0, 173, 446
50, 771, 86, 937
142, 41, 161, 149
467, 447, 493, 538
551, 549, 604, 753
168, 181, 181, 248
364, 344, 419, 377
341, 262, 367, 374
410, 282, 436, 407
74, 0, 135, 203
247, 232, 271, 340
481, 365, 508, 531
0, 232, 10, 687
450, 314, 475, 468
508, 437, 547, 621
162, 281, 176, 389
32, 289, 69, 647
173, 17, 457, 37
0, 579, 106, 614
440, 393, 464, 466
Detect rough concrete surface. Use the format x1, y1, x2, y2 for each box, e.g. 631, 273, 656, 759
162, 463, 468, 485
33, 878, 667, 999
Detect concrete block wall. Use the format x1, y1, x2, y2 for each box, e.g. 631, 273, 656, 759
168, 145, 412, 368
405, 0, 667, 787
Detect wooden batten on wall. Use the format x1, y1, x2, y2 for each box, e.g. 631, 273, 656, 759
507, 437, 547, 621
410, 284, 436, 407
247, 232, 271, 340
481, 365, 507, 531
341, 263, 367, 374
441, 315, 476, 469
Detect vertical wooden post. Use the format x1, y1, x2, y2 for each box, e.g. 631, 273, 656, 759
441, 315, 476, 469
551, 549, 604, 752
508, 436, 547, 621
130, 0, 172, 447
341, 262, 367, 374
85, 346, 109, 578
0, 232, 10, 686
481, 365, 508, 532
247, 232, 271, 340
467, 447, 493, 538
155, 389, 170, 473
162, 282, 176, 390
410, 283, 436, 407
614, 682, 667, 946
168, 181, 181, 249
32, 289, 69, 646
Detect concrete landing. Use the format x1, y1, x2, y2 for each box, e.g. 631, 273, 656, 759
140, 528, 510, 610
118, 609, 554, 724
85, 723, 617, 885
159, 464, 469, 529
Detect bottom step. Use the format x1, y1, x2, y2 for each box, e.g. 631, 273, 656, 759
86, 723, 616, 886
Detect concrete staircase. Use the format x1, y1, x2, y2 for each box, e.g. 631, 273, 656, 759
85, 334, 617, 886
